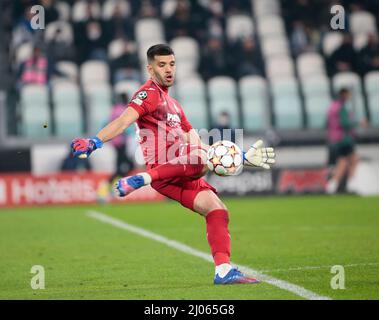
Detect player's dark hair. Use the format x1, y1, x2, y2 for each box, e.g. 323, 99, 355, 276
147, 44, 174, 62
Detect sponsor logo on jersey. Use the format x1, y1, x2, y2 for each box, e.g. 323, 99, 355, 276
132, 98, 143, 105
167, 113, 181, 128
137, 91, 148, 99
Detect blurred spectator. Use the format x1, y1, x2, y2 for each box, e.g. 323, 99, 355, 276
12, 5, 41, 49
359, 34, 379, 75
108, 93, 135, 183
61, 150, 92, 172
40, 0, 59, 25
199, 37, 228, 80
18, 46, 48, 86
165, 0, 196, 40
290, 20, 319, 57
230, 37, 264, 79
138, 0, 158, 18
326, 88, 366, 194
210, 111, 236, 145
328, 33, 358, 75
109, 40, 141, 84
104, 2, 134, 41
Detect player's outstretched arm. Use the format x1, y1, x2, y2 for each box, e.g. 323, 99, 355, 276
71, 107, 139, 158
243, 140, 276, 170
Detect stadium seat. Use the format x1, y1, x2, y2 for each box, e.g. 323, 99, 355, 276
252, 0, 281, 17
161, 0, 177, 18
102, 0, 130, 20
84, 83, 112, 134
226, 14, 254, 41
114, 80, 141, 97
353, 33, 369, 50
266, 56, 295, 79
72, 0, 101, 22
108, 38, 126, 60
322, 32, 343, 56
208, 76, 240, 128
135, 18, 164, 43
332, 72, 366, 120
364, 71, 379, 127
350, 11, 377, 36
301, 76, 331, 129
239, 76, 269, 131
52, 80, 83, 137
80, 61, 110, 86
56, 1, 71, 21
20, 84, 50, 138
45, 21, 73, 45
257, 15, 286, 38
15, 42, 33, 66
55, 61, 78, 81
176, 78, 208, 129
170, 37, 200, 80
261, 36, 290, 58
296, 52, 327, 79
271, 78, 303, 129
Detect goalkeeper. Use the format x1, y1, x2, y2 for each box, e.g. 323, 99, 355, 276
71, 44, 275, 285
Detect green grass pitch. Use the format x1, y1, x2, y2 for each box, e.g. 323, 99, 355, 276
0, 195, 378, 300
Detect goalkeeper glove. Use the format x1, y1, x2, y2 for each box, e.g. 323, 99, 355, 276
71, 136, 103, 158
243, 140, 276, 169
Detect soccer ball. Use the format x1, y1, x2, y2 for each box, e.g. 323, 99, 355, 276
207, 140, 243, 176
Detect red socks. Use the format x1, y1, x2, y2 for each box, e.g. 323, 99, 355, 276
205, 209, 231, 266
147, 163, 204, 181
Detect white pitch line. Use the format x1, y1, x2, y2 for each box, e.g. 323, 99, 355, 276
259, 262, 379, 273
87, 210, 331, 300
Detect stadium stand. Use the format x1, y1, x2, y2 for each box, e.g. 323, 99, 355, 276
1, 0, 379, 147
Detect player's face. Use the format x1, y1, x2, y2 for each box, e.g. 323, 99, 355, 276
148, 55, 176, 88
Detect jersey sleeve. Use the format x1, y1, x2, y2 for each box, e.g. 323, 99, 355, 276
180, 108, 193, 132
127, 88, 159, 117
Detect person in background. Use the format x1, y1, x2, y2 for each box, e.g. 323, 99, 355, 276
108, 93, 135, 184
18, 46, 48, 87
326, 88, 366, 194
210, 111, 236, 145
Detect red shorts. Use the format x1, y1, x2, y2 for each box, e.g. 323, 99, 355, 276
151, 176, 217, 211
148, 143, 217, 211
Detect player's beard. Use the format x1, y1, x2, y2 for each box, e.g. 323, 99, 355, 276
154, 71, 174, 88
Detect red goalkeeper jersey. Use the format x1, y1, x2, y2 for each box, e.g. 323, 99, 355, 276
127, 79, 193, 165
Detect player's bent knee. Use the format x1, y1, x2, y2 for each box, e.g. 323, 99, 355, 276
193, 190, 227, 216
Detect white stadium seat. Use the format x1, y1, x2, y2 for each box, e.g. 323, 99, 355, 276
296, 52, 327, 79
55, 61, 79, 81
364, 71, 379, 127
208, 76, 240, 128
239, 76, 269, 131
52, 80, 83, 137
176, 78, 208, 129
102, 0, 131, 20
332, 72, 366, 120
226, 14, 254, 41
354, 33, 369, 50
20, 85, 50, 137
161, 0, 177, 18
84, 83, 113, 134
257, 15, 285, 38
350, 11, 377, 36
45, 21, 73, 44
72, 0, 101, 22
114, 80, 141, 97
271, 77, 303, 129
261, 36, 290, 58
252, 0, 281, 17
56, 1, 71, 21
108, 38, 126, 60
301, 76, 331, 129
16, 42, 33, 66
266, 56, 295, 79
322, 32, 343, 56
170, 37, 200, 80
135, 18, 164, 43
80, 61, 109, 85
